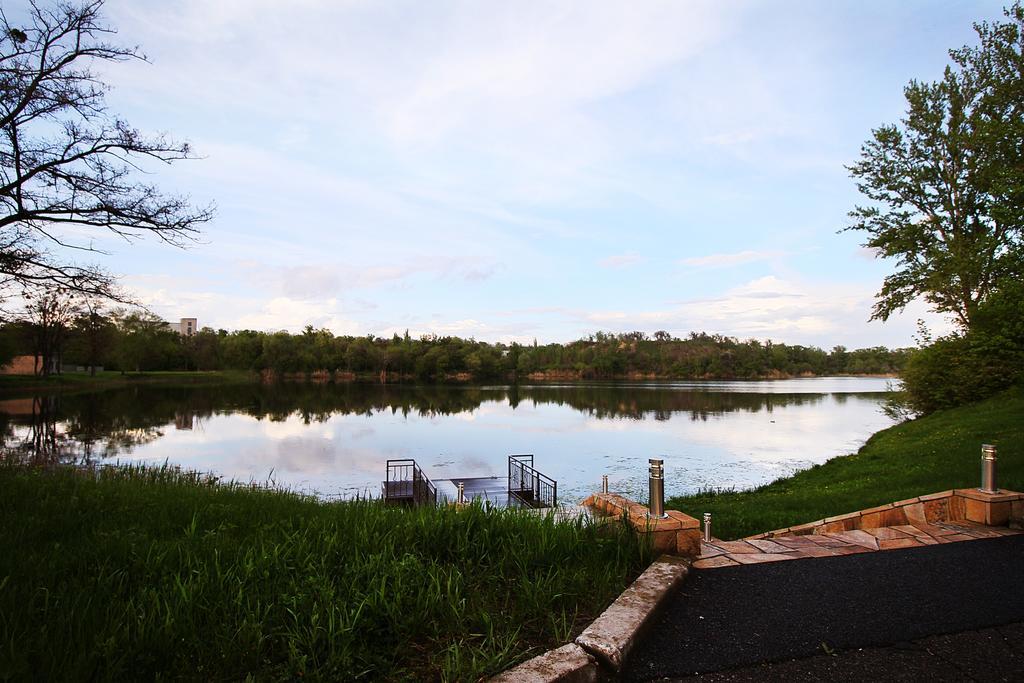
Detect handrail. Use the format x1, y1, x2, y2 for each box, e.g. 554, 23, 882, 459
508, 454, 557, 508
384, 458, 436, 506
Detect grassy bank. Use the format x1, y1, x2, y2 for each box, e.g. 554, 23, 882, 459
0, 465, 650, 681
0, 369, 255, 393
669, 386, 1024, 540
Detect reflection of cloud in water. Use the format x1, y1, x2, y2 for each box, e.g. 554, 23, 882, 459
431, 459, 457, 468
432, 454, 493, 477
472, 403, 506, 417
583, 420, 632, 433
273, 437, 337, 474
261, 417, 317, 440
40, 378, 897, 503
576, 397, 890, 465
460, 456, 493, 475
220, 436, 407, 482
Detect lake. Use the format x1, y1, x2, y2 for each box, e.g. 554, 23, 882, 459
0, 377, 896, 503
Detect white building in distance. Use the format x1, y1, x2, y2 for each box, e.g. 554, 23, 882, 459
164, 318, 198, 336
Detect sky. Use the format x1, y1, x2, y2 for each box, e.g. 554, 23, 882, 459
27, 0, 1011, 347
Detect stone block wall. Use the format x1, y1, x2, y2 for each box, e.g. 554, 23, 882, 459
582, 493, 702, 558
748, 488, 1024, 540
0, 355, 40, 375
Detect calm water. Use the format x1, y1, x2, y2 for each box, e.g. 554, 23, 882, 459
0, 378, 896, 502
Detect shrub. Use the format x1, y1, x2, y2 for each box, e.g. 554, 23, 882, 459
901, 283, 1024, 415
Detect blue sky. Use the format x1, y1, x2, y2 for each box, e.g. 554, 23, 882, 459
55, 0, 1008, 347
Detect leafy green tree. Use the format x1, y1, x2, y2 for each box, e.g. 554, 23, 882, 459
65, 302, 115, 375
112, 311, 179, 372
900, 281, 1024, 414
415, 345, 450, 380
222, 331, 263, 370
345, 336, 379, 373
187, 328, 222, 371
260, 332, 297, 373
846, 3, 1024, 328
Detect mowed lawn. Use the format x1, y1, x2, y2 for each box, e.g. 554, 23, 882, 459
669, 386, 1024, 540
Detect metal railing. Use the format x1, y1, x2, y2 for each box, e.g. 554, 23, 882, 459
508, 454, 557, 508
383, 458, 437, 506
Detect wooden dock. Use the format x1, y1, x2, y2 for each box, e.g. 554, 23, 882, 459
435, 477, 523, 507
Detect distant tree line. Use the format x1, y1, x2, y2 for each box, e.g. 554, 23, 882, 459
0, 303, 909, 381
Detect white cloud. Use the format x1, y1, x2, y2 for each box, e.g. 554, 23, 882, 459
82, 1, 975, 352
599, 252, 644, 269
382, 2, 729, 142
123, 273, 361, 333
701, 128, 769, 148
680, 250, 787, 268
240, 259, 501, 301
574, 275, 954, 348
377, 319, 535, 345
229, 297, 359, 333
105, 0, 738, 207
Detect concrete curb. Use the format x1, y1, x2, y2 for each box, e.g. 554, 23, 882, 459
575, 555, 690, 672
487, 555, 689, 682
488, 643, 599, 683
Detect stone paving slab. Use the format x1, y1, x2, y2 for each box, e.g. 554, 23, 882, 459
878, 537, 921, 550
770, 537, 817, 548
691, 555, 740, 569
938, 533, 976, 543
730, 552, 793, 565
862, 526, 910, 540
712, 540, 760, 554
806, 535, 851, 547
829, 530, 880, 550
746, 539, 792, 554
694, 520, 1022, 569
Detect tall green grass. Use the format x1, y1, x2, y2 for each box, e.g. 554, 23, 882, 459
0, 464, 650, 681
669, 385, 1024, 539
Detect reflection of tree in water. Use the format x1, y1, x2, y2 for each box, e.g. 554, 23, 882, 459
0, 393, 164, 465
0, 382, 882, 461
0, 397, 83, 465
0, 398, 61, 464
512, 385, 834, 421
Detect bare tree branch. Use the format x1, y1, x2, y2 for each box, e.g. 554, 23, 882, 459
0, 0, 213, 303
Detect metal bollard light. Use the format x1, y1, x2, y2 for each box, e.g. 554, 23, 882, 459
602, 474, 609, 494
703, 512, 712, 542
648, 458, 666, 518
980, 444, 999, 494
457, 481, 465, 505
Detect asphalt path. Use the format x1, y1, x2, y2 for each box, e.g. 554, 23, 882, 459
624, 534, 1024, 681
664, 623, 1024, 682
